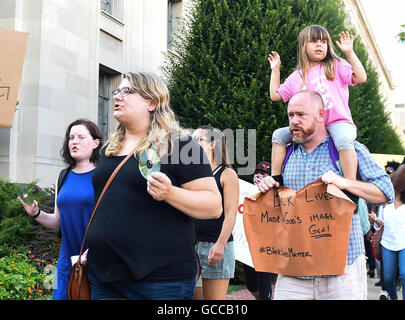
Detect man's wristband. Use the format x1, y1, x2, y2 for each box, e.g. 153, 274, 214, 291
32, 208, 41, 219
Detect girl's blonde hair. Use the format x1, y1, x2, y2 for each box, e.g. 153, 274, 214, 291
296, 25, 341, 88
105, 71, 183, 159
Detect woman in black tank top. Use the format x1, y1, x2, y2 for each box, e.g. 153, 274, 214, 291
192, 126, 240, 300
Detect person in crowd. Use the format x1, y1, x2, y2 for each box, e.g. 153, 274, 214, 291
364, 203, 376, 279
370, 204, 390, 299
384, 161, 401, 176
85, 71, 222, 300
269, 25, 367, 181
258, 90, 394, 300
18, 119, 102, 300
192, 125, 239, 300
243, 161, 277, 300
369, 161, 405, 300
390, 157, 405, 192
370, 161, 401, 299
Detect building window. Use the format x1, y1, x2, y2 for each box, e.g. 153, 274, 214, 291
98, 67, 122, 142
168, 0, 183, 51
98, 70, 111, 142
101, 0, 124, 22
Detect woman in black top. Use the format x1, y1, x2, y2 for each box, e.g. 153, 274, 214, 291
85, 72, 222, 300
192, 126, 239, 300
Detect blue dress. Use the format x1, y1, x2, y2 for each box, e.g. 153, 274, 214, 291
53, 169, 94, 300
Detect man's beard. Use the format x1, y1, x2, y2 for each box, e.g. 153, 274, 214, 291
290, 123, 317, 144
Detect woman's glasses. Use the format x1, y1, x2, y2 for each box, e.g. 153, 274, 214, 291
112, 87, 137, 98
193, 135, 209, 143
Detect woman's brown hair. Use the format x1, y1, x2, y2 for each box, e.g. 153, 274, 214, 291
197, 125, 232, 168
60, 119, 103, 168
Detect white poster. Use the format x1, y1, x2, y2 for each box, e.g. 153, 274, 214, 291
232, 178, 259, 267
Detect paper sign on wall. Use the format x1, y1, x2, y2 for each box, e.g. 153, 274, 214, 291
243, 180, 356, 276
0, 27, 29, 128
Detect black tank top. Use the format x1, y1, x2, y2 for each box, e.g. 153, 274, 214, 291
193, 165, 233, 242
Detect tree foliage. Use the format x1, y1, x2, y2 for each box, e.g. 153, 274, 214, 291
164, 0, 404, 174
398, 24, 405, 43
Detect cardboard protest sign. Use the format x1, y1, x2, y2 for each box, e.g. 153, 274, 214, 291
0, 27, 29, 128
232, 179, 258, 267
243, 180, 356, 276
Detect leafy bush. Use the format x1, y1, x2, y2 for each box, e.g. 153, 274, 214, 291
0, 251, 56, 300
0, 179, 35, 256
0, 177, 60, 259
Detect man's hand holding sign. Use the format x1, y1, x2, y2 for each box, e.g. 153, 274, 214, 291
244, 179, 356, 276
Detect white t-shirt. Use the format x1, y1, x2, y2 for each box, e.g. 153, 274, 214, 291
378, 202, 405, 251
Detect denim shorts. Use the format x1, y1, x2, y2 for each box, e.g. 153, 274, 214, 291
327, 122, 356, 151
196, 241, 235, 279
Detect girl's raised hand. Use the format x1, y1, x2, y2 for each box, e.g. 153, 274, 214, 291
268, 51, 281, 70
335, 31, 354, 55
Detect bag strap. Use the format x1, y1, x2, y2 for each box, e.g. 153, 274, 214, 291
77, 149, 135, 264
327, 137, 340, 172
282, 137, 340, 171
212, 165, 223, 176
57, 168, 70, 195
282, 143, 294, 172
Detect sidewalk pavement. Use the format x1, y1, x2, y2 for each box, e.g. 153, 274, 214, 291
226, 275, 403, 300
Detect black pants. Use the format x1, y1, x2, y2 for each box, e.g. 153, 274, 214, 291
364, 234, 376, 272
243, 264, 276, 300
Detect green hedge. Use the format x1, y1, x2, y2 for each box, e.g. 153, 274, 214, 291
0, 177, 59, 258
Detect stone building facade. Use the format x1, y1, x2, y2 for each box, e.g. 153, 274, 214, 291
0, 0, 188, 186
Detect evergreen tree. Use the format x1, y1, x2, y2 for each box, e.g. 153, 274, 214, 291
164, 0, 404, 175
398, 24, 405, 43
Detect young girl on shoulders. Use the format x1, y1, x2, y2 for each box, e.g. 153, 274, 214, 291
268, 24, 367, 179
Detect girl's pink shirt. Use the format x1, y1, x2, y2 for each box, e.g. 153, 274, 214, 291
277, 59, 356, 126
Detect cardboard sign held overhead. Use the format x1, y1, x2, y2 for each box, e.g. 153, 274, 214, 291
243, 180, 356, 277
0, 27, 29, 128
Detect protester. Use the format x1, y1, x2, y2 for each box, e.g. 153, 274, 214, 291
390, 157, 405, 192
17, 119, 102, 300
370, 161, 401, 299
364, 209, 376, 278
192, 126, 239, 300
258, 90, 394, 300
369, 161, 405, 300
269, 25, 367, 181
385, 161, 401, 176
85, 71, 222, 300
243, 161, 277, 300
371, 204, 390, 299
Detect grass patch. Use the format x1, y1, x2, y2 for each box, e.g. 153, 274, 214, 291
227, 284, 245, 294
